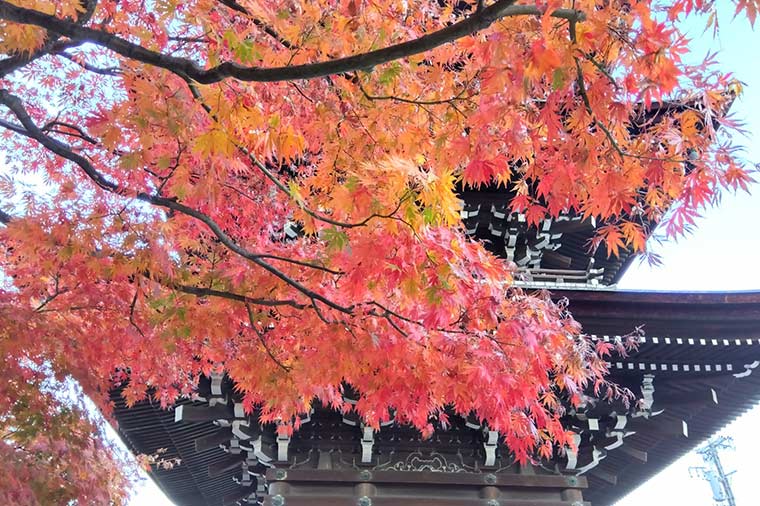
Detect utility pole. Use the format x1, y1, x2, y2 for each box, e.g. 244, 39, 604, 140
689, 436, 737, 506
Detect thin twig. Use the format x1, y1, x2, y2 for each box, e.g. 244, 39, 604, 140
182, 76, 414, 229
246, 303, 292, 372
34, 275, 63, 312
0, 89, 352, 313
569, 20, 685, 165
145, 271, 308, 309
357, 78, 477, 106
55, 51, 122, 76
128, 285, 146, 338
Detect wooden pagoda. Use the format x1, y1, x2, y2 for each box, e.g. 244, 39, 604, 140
111, 186, 760, 506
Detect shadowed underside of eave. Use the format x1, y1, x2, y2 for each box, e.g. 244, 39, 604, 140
110, 290, 760, 506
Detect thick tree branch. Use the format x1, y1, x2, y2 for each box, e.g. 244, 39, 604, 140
501, 6, 585, 21
0, 0, 584, 84
0, 117, 30, 137
216, 0, 248, 15
41, 120, 99, 144
0, 0, 94, 78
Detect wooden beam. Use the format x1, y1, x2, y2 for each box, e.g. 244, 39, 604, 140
589, 468, 617, 485
656, 388, 718, 407
194, 428, 232, 452
209, 454, 244, 477
618, 444, 648, 463
265, 469, 587, 489
542, 250, 574, 268
174, 403, 232, 423
625, 416, 688, 438
263, 499, 588, 506
262, 468, 591, 506
223, 487, 255, 506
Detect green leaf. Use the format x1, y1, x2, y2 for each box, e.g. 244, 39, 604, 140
552, 68, 567, 90
287, 180, 304, 204
120, 152, 141, 171
321, 227, 349, 252
236, 39, 261, 64
378, 62, 402, 85
423, 206, 435, 224
344, 175, 360, 192
425, 285, 441, 305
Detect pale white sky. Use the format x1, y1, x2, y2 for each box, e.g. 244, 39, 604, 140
614, 178, 760, 505
126, 4, 760, 506
615, 5, 760, 504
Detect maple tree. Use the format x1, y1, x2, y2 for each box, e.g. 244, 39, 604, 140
0, 0, 756, 503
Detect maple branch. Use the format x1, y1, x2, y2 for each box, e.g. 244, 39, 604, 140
575, 68, 626, 161
145, 271, 307, 309
34, 274, 64, 312
568, 22, 687, 165
0, 40, 82, 78
215, 0, 295, 50
0, 117, 29, 137
356, 78, 478, 106
0, 89, 353, 314
582, 53, 620, 91
363, 303, 459, 354
246, 303, 292, 372
2, 98, 343, 276
142, 202, 351, 311
0, 0, 94, 78
365, 301, 468, 335
181, 76, 412, 230
54, 51, 122, 76
153, 143, 184, 194
0, 204, 308, 310
484, 334, 517, 355
379, 310, 409, 338
254, 254, 343, 276
568, 20, 625, 162
310, 300, 336, 326
168, 33, 208, 42
215, 0, 248, 15
128, 285, 146, 338
41, 120, 99, 144
0, 0, 526, 83
498, 6, 585, 21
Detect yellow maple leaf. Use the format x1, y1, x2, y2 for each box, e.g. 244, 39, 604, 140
192, 129, 235, 158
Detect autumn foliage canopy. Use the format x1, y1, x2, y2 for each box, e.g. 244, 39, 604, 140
0, 0, 756, 503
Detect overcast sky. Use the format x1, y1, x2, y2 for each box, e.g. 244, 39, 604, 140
615, 4, 760, 504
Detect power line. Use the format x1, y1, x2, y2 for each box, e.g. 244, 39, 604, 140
689, 435, 737, 506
